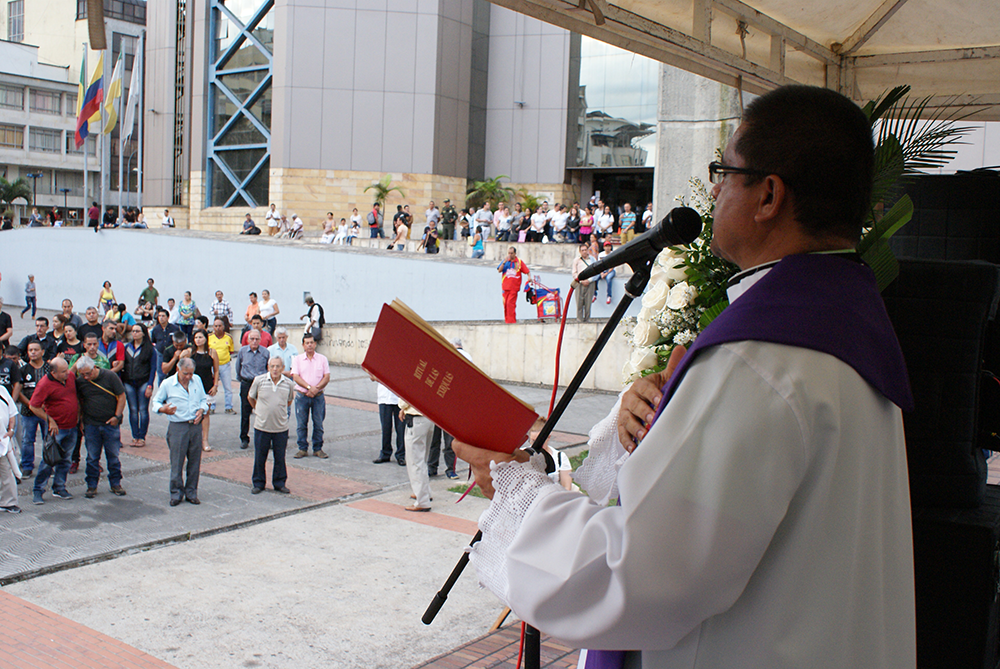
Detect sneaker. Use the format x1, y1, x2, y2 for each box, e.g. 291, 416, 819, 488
293, 450, 308, 459
446, 471, 459, 480
225, 408, 237, 415
240, 441, 250, 450
52, 489, 73, 500
33, 492, 44, 505
397, 459, 406, 466
314, 450, 328, 459
1, 505, 21, 514
68, 462, 79, 474
20, 469, 32, 479
428, 470, 439, 478
607, 297, 611, 304
85, 488, 97, 498
111, 486, 127, 496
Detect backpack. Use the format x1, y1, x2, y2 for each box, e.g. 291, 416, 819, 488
316, 303, 326, 327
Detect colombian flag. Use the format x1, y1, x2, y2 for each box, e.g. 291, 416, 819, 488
75, 53, 104, 148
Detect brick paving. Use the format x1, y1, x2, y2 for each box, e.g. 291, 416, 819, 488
200, 457, 378, 501
348, 498, 480, 534
413, 624, 580, 669
0, 590, 180, 669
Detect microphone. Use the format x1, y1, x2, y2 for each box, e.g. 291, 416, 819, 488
577, 207, 702, 281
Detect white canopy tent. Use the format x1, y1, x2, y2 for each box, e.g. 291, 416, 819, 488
490, 0, 1000, 120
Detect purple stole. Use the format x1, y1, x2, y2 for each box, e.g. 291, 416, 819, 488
585, 253, 913, 669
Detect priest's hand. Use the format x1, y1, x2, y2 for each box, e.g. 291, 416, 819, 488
453, 441, 529, 499
617, 345, 686, 452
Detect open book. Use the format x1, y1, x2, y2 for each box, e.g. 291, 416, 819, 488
362, 300, 539, 454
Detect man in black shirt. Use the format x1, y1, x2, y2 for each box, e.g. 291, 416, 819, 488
161, 331, 190, 378
151, 309, 181, 383
77, 307, 104, 343
74, 356, 127, 498
17, 342, 49, 477
1, 346, 21, 403
18, 317, 58, 362
0, 298, 13, 348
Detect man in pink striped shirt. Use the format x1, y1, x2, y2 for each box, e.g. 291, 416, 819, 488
290, 333, 330, 459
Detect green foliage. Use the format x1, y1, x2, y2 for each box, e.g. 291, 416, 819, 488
0, 177, 32, 209
467, 175, 514, 210
447, 483, 487, 499
517, 188, 541, 212
363, 174, 406, 210
860, 86, 977, 288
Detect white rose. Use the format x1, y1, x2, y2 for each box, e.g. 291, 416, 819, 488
666, 282, 691, 310
630, 346, 660, 375
622, 358, 639, 384
633, 318, 661, 347
656, 250, 689, 284
641, 281, 670, 312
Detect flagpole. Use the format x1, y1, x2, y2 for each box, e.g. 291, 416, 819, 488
82, 43, 88, 223
100, 38, 108, 223
137, 30, 144, 212
117, 48, 124, 227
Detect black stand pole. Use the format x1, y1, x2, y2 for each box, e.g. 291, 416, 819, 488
423, 259, 654, 663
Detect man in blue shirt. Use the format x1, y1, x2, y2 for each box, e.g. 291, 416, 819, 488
151, 357, 208, 506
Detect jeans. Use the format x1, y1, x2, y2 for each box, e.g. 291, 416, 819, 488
427, 426, 456, 475
21, 296, 36, 317
295, 393, 325, 452
378, 403, 405, 461
20, 413, 45, 472
600, 268, 616, 300
472, 248, 484, 259
83, 423, 123, 489
124, 381, 151, 439
155, 349, 166, 385
218, 361, 233, 410
33, 427, 76, 494
253, 430, 288, 489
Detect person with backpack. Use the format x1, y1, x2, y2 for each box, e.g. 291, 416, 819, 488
300, 297, 325, 343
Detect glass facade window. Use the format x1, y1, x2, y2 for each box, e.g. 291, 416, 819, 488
66, 93, 78, 115
29, 127, 62, 153
66, 134, 97, 155
207, 0, 273, 207
7, 0, 23, 42
572, 36, 658, 169
0, 122, 24, 148
0, 84, 24, 110
29, 89, 62, 115
77, 0, 146, 25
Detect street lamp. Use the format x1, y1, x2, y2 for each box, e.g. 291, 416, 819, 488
59, 187, 71, 221
26, 172, 42, 205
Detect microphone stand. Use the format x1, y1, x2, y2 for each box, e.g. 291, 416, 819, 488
423, 256, 656, 669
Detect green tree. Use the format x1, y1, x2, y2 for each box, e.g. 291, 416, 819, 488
363, 174, 406, 212
467, 175, 514, 210
0, 177, 32, 220
516, 188, 541, 212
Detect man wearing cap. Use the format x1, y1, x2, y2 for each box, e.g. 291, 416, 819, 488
597, 239, 616, 305
152, 357, 208, 505
441, 198, 458, 240
456, 85, 916, 667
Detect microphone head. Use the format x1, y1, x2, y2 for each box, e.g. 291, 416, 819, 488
657, 207, 703, 247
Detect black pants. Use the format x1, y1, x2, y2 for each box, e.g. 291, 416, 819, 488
378, 403, 405, 461
427, 425, 456, 475
240, 379, 254, 444
253, 430, 288, 489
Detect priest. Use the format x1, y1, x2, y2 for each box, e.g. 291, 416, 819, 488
455, 85, 916, 669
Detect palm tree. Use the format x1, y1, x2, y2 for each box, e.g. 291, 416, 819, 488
0, 177, 32, 221
517, 188, 541, 212
467, 175, 514, 210
363, 174, 406, 212
857, 86, 976, 289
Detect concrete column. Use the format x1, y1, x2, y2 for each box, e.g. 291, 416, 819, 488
653, 66, 742, 222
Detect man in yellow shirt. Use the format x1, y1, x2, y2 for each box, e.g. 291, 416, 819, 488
208, 317, 236, 414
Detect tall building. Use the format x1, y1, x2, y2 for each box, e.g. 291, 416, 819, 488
0, 0, 145, 221
144, 0, 691, 231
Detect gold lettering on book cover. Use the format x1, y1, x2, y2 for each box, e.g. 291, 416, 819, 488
436, 372, 454, 398
425, 368, 440, 387
414, 360, 428, 380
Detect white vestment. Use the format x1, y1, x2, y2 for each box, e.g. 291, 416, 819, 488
471, 319, 916, 668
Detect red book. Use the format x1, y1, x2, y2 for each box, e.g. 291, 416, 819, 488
363, 301, 539, 454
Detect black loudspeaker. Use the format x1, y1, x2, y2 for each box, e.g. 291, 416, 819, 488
889, 172, 1000, 264
913, 484, 1000, 669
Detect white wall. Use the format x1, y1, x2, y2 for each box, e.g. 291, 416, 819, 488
0, 229, 637, 325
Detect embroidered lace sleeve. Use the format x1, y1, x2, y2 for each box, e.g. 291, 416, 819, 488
572, 393, 629, 506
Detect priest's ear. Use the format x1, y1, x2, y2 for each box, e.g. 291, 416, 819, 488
753, 174, 790, 225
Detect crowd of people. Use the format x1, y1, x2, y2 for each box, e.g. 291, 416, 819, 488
0, 276, 466, 514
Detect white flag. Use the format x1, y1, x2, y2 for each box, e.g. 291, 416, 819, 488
122, 45, 141, 143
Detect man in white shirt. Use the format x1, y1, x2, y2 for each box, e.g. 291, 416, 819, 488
265, 203, 280, 236
551, 204, 570, 242
161, 209, 174, 228
424, 201, 440, 233
473, 203, 493, 239
640, 202, 653, 233
456, 85, 916, 669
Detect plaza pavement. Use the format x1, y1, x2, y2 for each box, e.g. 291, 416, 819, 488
0, 309, 615, 668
